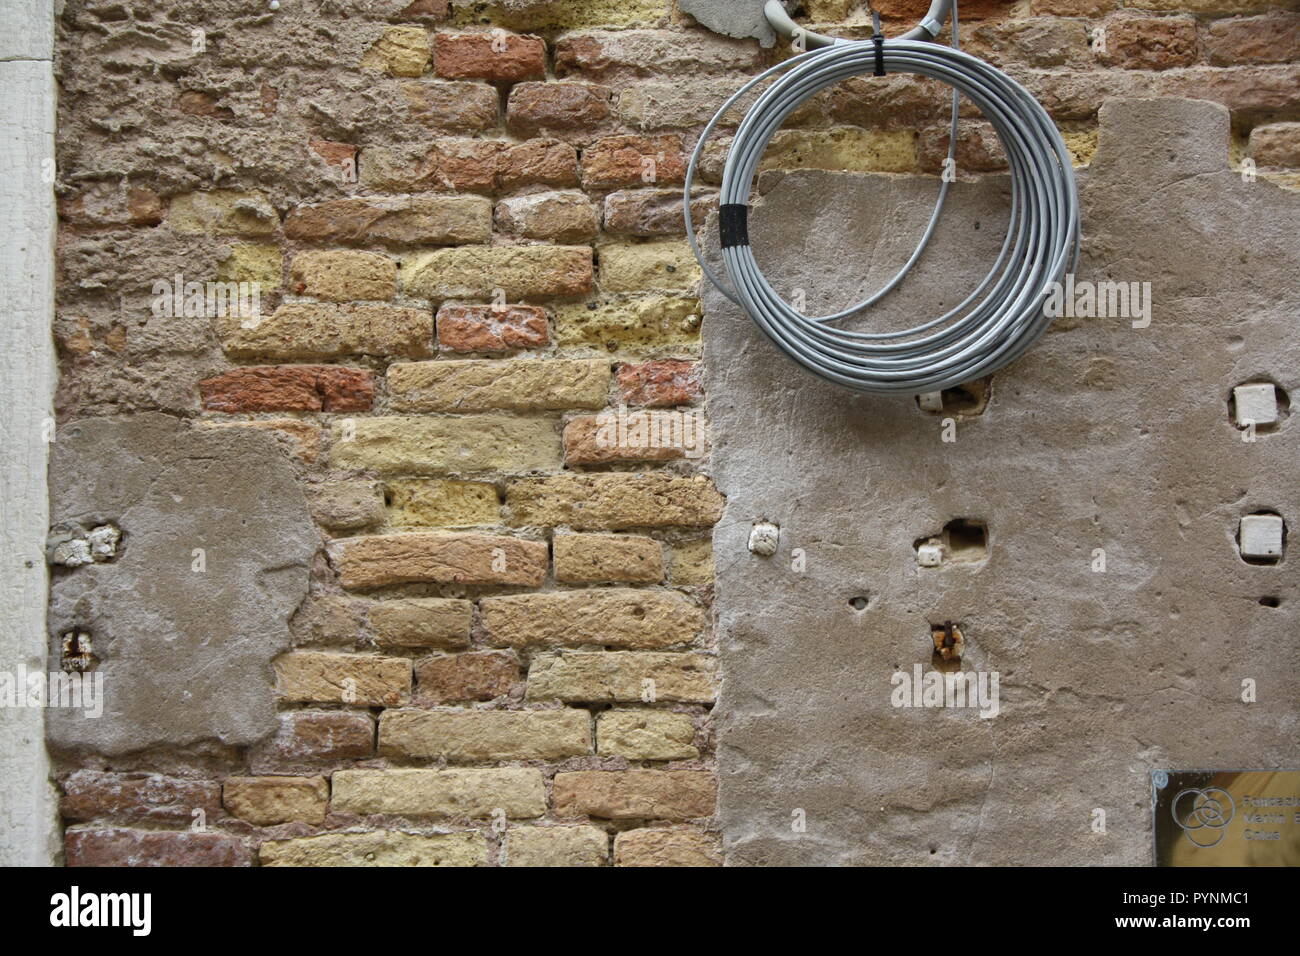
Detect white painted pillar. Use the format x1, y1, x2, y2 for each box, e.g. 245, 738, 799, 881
0, 0, 58, 866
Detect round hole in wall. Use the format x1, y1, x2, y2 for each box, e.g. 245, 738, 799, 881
848, 595, 870, 611
1258, 596, 1281, 608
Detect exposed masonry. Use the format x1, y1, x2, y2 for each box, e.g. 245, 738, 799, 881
49, 0, 1300, 866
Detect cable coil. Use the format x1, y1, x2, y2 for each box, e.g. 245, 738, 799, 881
684, 5, 1081, 396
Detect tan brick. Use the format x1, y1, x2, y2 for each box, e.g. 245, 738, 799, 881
496, 191, 599, 243
218, 303, 432, 360
603, 189, 715, 238
437, 303, 550, 352
331, 416, 561, 475
482, 588, 703, 650
1205, 12, 1299, 67
506, 473, 723, 530
284, 195, 492, 245
223, 776, 328, 826
363, 138, 503, 193
386, 478, 501, 527
60, 770, 221, 824
614, 827, 721, 866
199, 419, 321, 462
66, 829, 251, 867
274, 651, 411, 707
507, 81, 613, 142
760, 127, 919, 174
402, 245, 593, 300
361, 25, 432, 76
597, 710, 698, 760
1125, 0, 1270, 12
329, 532, 547, 590
434, 31, 546, 82
309, 481, 386, 533
370, 597, 473, 649
670, 538, 714, 586
249, 711, 375, 772
562, 409, 708, 465
450, 0, 671, 31
291, 594, 368, 647
504, 826, 608, 866
554, 29, 763, 81
599, 241, 700, 293
616, 359, 701, 407
553, 295, 700, 352
1249, 122, 1300, 168
553, 533, 663, 584
217, 243, 282, 288
389, 358, 610, 412
331, 768, 545, 817
380, 708, 592, 761
415, 651, 522, 704
168, 189, 278, 236
617, 77, 756, 129
526, 651, 716, 703
498, 139, 581, 190
918, 121, 1007, 174
580, 133, 685, 190
199, 365, 374, 413
399, 81, 501, 133
261, 830, 485, 867
553, 770, 715, 820
290, 251, 397, 301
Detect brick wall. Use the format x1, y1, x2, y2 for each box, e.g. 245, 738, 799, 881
52, 0, 1298, 866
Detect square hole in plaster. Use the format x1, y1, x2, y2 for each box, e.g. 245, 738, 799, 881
916, 377, 992, 417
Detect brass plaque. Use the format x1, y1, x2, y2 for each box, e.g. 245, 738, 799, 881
1154, 770, 1300, 867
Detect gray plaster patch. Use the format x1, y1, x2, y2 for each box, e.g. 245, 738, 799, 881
46, 413, 317, 756
705, 98, 1299, 864
680, 0, 777, 48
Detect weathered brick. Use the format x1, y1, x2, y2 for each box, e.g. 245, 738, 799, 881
308, 139, 358, 171
506, 473, 723, 530
496, 191, 600, 242
415, 650, 522, 703
603, 189, 715, 237
223, 776, 328, 826
617, 77, 756, 129
760, 127, 919, 174
437, 303, 550, 352
599, 241, 701, 293
498, 139, 581, 190
361, 25, 432, 76
389, 358, 610, 412
261, 830, 485, 867
963, 17, 1092, 70
553, 295, 700, 352
616, 359, 701, 407
60, 770, 221, 824
434, 31, 546, 82
309, 481, 386, 533
218, 243, 282, 288
331, 768, 546, 817
385, 478, 502, 526
361, 139, 503, 192
1030, 0, 1115, 14
555, 29, 763, 80
1096, 12, 1198, 70
1205, 12, 1299, 66
66, 829, 251, 867
59, 183, 164, 229
329, 532, 547, 589
199, 365, 374, 413
670, 538, 714, 586
379, 708, 592, 761
369, 597, 473, 649
504, 826, 608, 866
199, 419, 322, 462
218, 303, 432, 360
274, 651, 412, 706
553, 533, 663, 584
614, 827, 721, 866
825, 74, 952, 128
249, 711, 376, 772
291, 594, 368, 647
450, 0, 671, 31
918, 121, 1007, 174
290, 251, 397, 301
482, 588, 703, 650
553, 770, 715, 820
526, 651, 717, 703
400, 79, 502, 131
168, 190, 278, 236
597, 711, 698, 760
507, 81, 613, 142
331, 415, 561, 475
395, 0, 452, 21
285, 195, 492, 245
581, 134, 686, 189
873, 0, 1007, 17
402, 245, 593, 300
562, 410, 708, 464
1126, 0, 1272, 12
1249, 122, 1300, 167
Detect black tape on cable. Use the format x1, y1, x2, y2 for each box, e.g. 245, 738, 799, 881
718, 203, 749, 249
873, 32, 886, 76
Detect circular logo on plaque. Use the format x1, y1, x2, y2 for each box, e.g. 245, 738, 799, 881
1171, 787, 1235, 848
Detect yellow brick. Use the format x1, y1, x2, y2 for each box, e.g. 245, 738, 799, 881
389, 358, 610, 412
759, 127, 919, 174
369, 598, 473, 649
482, 589, 704, 650
506, 473, 723, 530
402, 245, 593, 300
379, 708, 592, 761
596, 711, 698, 760
670, 538, 714, 585
331, 768, 546, 818
261, 831, 485, 867
273, 651, 411, 707
169, 190, 278, 236
553, 770, 715, 820
504, 826, 609, 867
290, 250, 397, 302
217, 243, 281, 288
553, 533, 664, 584
332, 416, 561, 475
453, 0, 670, 30
218, 303, 432, 360
223, 776, 328, 826
599, 241, 701, 293
614, 827, 720, 866
526, 651, 716, 703
385, 479, 501, 527
360, 26, 432, 76
553, 295, 700, 352
1062, 127, 1099, 167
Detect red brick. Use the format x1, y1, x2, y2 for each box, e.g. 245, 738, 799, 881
65, 828, 251, 867
1097, 13, 1198, 71
434, 31, 546, 82
415, 650, 522, 704
498, 139, 581, 190
507, 82, 613, 142
59, 184, 164, 229
199, 366, 374, 413
308, 140, 358, 171
329, 532, 549, 590
581, 134, 686, 190
249, 710, 376, 771
176, 90, 233, 118
1205, 12, 1300, 67
616, 360, 701, 407
437, 303, 550, 352
60, 771, 221, 824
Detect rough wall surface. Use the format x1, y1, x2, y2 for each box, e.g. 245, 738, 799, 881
45, 0, 1300, 866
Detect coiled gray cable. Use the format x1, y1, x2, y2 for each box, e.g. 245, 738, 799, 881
684, 2, 1080, 396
